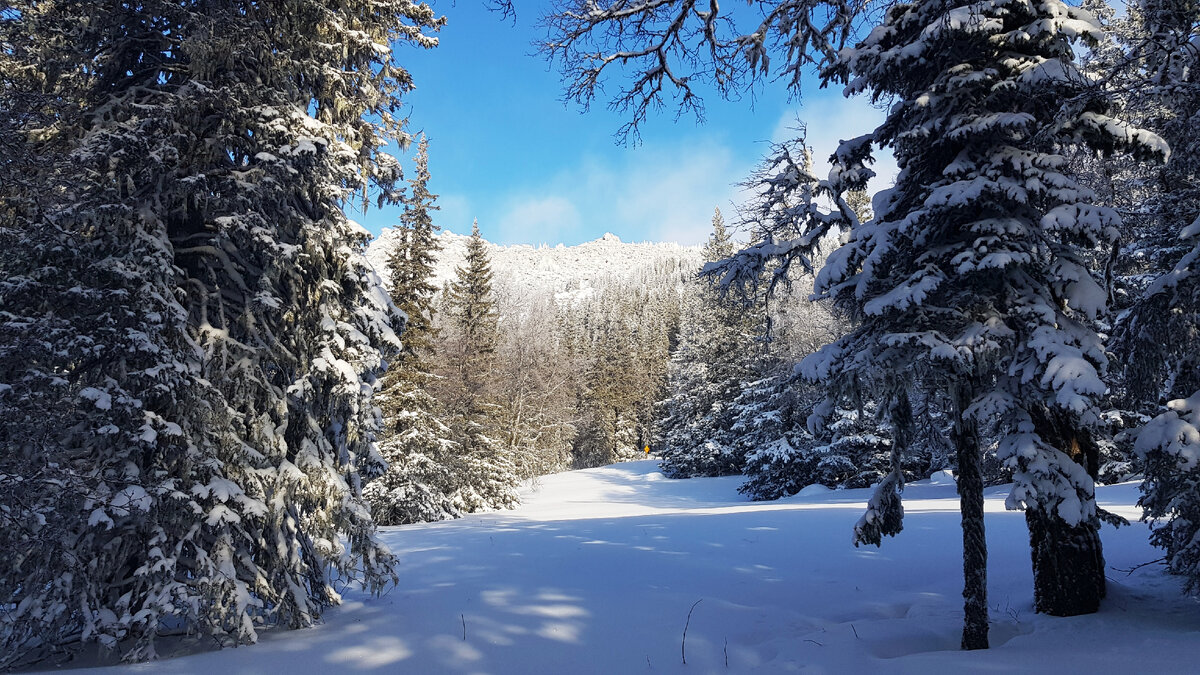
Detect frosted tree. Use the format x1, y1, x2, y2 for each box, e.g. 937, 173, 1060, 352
0, 31, 250, 662
659, 209, 768, 477
492, 291, 581, 477
1116, 0, 1200, 596
1089, 0, 1199, 407
391, 136, 443, 362
573, 299, 645, 467
561, 270, 686, 468
811, 0, 1166, 642
673, 0, 1164, 649
1, 4, 266, 664
1135, 217, 1200, 594
1073, 0, 1200, 595
366, 136, 461, 525
1, 0, 441, 665
440, 221, 519, 511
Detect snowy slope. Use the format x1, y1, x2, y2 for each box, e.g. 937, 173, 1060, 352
86, 462, 1197, 674
366, 228, 703, 300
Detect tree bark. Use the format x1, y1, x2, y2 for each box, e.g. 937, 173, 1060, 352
952, 382, 988, 650
1027, 408, 1106, 616
1026, 508, 1105, 615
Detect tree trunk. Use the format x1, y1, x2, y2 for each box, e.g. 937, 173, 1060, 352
1026, 508, 1105, 615
1027, 408, 1106, 616
952, 382, 988, 650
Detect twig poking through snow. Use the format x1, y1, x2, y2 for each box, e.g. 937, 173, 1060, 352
1112, 557, 1166, 576
461, 613, 466, 641
851, 624, 861, 640
682, 599, 703, 665
805, 639, 824, 646
724, 636, 729, 667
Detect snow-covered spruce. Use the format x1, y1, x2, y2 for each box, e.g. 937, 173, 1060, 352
659, 209, 772, 478
1094, 0, 1200, 595
819, 0, 1166, 637
0, 0, 441, 665
1136, 215, 1200, 594
365, 137, 461, 525
702, 0, 1167, 649
437, 221, 520, 512
1088, 0, 1200, 432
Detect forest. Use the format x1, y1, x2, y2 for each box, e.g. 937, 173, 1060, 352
1, 0, 1198, 669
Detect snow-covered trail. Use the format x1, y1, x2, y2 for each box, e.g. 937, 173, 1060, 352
96, 461, 1196, 674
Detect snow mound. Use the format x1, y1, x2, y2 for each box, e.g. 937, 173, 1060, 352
797, 483, 834, 496
928, 469, 957, 485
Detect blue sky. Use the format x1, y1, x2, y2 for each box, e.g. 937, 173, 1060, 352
356, 2, 896, 246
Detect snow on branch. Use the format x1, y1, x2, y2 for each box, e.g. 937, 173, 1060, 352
703, 130, 871, 305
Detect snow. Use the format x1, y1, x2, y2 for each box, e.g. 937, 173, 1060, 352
366, 229, 702, 301
1137, 390, 1200, 470
110, 486, 152, 514
82, 461, 1199, 673
79, 387, 113, 410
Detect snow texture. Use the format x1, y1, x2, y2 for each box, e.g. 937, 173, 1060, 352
367, 229, 702, 304
80, 461, 1198, 674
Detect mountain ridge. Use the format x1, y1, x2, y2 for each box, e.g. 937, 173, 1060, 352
366, 228, 704, 298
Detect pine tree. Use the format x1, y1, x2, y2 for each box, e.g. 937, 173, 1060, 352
1135, 215, 1200, 594
1124, 0, 1200, 597
1132, 225, 1200, 593
365, 136, 460, 525
442, 221, 519, 511
1, 4, 261, 663
811, 0, 1166, 643
390, 136, 442, 363
1, 0, 442, 664
659, 208, 767, 477
1073, 0, 1200, 597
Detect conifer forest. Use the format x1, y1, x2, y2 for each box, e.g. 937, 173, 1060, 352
1, 0, 1199, 671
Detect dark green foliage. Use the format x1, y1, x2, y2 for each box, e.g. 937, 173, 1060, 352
0, 0, 441, 664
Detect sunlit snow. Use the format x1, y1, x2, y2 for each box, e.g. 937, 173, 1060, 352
91, 461, 1198, 674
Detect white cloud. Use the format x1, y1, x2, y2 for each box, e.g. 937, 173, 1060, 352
425, 95, 901, 248
491, 138, 755, 247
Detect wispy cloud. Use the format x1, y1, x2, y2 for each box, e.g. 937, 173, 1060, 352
421, 96, 898, 247
483, 138, 757, 247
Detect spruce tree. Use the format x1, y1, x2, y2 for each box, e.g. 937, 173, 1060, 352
1128, 0, 1200, 597
365, 136, 461, 525
574, 300, 644, 468
1, 0, 442, 664
659, 208, 767, 477
1135, 216, 1200, 594
442, 221, 519, 511
390, 136, 442, 363
1090, 0, 1200, 594
701, 0, 1165, 648
813, 0, 1166, 641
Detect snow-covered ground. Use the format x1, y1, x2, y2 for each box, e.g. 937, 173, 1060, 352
89, 461, 1196, 673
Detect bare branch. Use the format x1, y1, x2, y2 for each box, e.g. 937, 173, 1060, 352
538, 0, 867, 143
